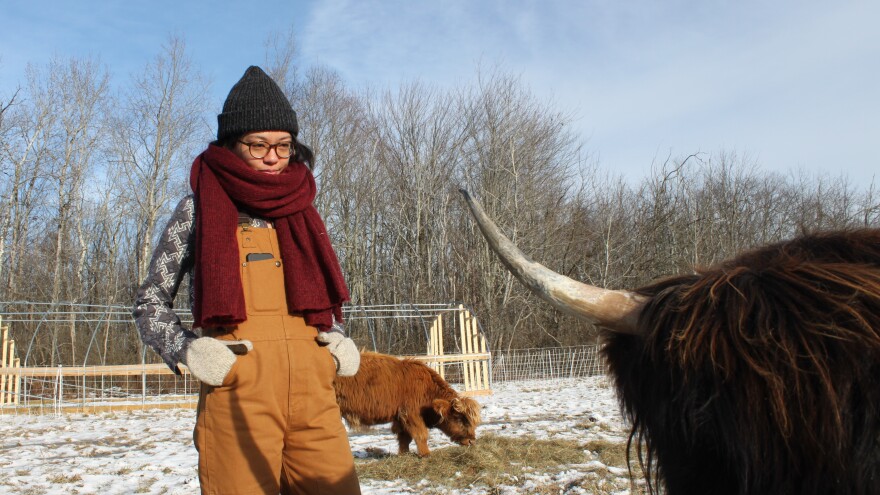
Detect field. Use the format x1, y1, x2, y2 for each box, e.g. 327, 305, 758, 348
0, 376, 642, 494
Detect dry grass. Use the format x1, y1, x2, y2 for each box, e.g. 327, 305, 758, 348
355, 433, 587, 490
134, 477, 155, 493
584, 438, 628, 468
584, 438, 647, 493
47, 473, 82, 484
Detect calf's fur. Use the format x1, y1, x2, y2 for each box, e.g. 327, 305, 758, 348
333, 351, 481, 456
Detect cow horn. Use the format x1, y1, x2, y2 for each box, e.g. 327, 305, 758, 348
460, 189, 645, 335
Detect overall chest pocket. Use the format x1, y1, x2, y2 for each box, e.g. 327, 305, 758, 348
238, 228, 287, 314
241, 257, 287, 314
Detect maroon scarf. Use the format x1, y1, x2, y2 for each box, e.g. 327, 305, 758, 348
190, 144, 349, 331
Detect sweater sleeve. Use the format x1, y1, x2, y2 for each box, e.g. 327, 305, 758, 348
132, 195, 199, 373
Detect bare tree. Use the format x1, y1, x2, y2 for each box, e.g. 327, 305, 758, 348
262, 29, 300, 91
0, 88, 21, 296
289, 65, 376, 303
0, 74, 56, 302
454, 70, 587, 350
109, 36, 211, 285
39, 57, 109, 364
370, 82, 464, 304
0, 88, 16, 132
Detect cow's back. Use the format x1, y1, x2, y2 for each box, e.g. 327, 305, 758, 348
334, 352, 445, 425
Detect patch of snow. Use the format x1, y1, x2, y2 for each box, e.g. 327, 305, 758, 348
0, 376, 634, 494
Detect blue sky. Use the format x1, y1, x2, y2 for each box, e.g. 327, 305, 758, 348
2, 0, 877, 186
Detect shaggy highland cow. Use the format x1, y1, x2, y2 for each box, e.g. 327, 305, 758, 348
333, 351, 481, 456
462, 190, 880, 495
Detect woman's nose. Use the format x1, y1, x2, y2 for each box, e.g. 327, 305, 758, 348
263, 150, 280, 163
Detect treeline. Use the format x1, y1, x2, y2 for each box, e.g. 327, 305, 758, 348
1, 36, 878, 366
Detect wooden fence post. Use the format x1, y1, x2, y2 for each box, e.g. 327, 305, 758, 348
427, 314, 445, 379
465, 309, 481, 392
0, 324, 16, 406
477, 321, 490, 390
1, 324, 7, 405
428, 316, 437, 372
13, 357, 20, 405
6, 339, 14, 405
458, 305, 473, 392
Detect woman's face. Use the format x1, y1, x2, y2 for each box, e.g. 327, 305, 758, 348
232, 131, 294, 175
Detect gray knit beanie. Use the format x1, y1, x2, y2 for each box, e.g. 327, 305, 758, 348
217, 66, 299, 141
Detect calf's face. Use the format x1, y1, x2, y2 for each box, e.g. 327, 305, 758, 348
432, 397, 482, 446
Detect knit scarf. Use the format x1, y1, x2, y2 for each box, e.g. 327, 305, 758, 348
189, 144, 349, 331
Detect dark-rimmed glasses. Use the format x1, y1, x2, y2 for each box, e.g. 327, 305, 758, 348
238, 141, 294, 159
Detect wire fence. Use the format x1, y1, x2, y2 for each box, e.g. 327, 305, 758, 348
0, 301, 488, 367
0, 345, 605, 415
492, 345, 605, 382
3, 366, 198, 415
0, 301, 607, 415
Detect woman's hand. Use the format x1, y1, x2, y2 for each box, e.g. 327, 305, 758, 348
316, 331, 360, 376
183, 337, 253, 386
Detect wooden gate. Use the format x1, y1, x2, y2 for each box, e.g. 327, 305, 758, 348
423, 304, 491, 396
0, 317, 22, 405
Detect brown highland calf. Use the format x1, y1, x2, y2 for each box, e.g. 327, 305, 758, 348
333, 351, 482, 456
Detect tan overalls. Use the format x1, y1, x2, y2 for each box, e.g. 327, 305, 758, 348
194, 224, 361, 495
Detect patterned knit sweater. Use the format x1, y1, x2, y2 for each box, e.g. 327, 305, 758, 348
132, 195, 275, 373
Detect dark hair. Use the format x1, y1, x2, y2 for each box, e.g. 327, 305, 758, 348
218, 133, 315, 170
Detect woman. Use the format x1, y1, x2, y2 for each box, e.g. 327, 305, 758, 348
133, 66, 362, 494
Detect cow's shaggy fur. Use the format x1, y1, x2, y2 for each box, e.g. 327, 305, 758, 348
333, 351, 481, 456
604, 229, 880, 495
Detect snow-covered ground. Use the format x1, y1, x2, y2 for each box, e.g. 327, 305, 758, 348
0, 376, 634, 494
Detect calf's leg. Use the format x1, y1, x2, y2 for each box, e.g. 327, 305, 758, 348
391, 420, 412, 454
404, 415, 431, 457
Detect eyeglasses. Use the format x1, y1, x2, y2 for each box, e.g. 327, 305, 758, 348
238, 141, 294, 159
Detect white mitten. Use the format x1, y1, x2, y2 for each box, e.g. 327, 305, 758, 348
184, 337, 253, 386
316, 331, 360, 376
